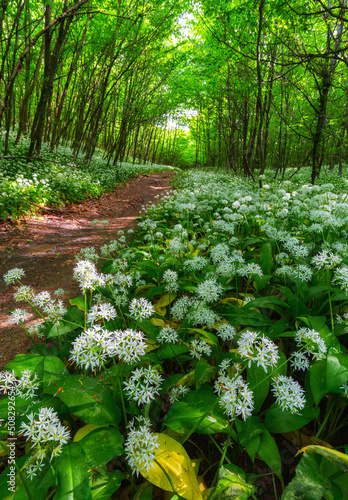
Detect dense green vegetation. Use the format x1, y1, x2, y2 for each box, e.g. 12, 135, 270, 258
0, 134, 176, 220
3, 169, 348, 498
2, 1, 348, 498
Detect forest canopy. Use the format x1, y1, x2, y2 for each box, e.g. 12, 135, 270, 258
1, 0, 348, 181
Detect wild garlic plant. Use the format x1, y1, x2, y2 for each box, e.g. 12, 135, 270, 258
2, 168, 348, 498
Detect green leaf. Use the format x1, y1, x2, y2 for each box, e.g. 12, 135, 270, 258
310, 360, 327, 405
90, 469, 124, 499
298, 445, 348, 472
164, 385, 229, 435
326, 350, 348, 392
53, 375, 121, 426
244, 296, 289, 311
139, 433, 203, 500
79, 427, 124, 468
259, 242, 273, 274
158, 344, 190, 360
247, 365, 269, 412
42, 356, 68, 392
54, 442, 91, 499
70, 296, 86, 311
195, 359, 216, 390
209, 465, 257, 500
253, 274, 271, 292
5, 354, 44, 378
265, 400, 320, 433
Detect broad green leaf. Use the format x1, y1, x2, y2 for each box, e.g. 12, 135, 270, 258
42, 356, 68, 392
164, 385, 229, 435
326, 350, 348, 392
73, 424, 106, 442
79, 427, 124, 468
298, 445, 348, 472
259, 242, 273, 274
89, 469, 124, 500
70, 295, 86, 311
195, 359, 216, 390
208, 465, 257, 500
282, 454, 329, 500
5, 354, 44, 379
53, 375, 121, 426
54, 442, 91, 500
265, 401, 319, 433
310, 360, 327, 405
247, 364, 269, 412
140, 433, 203, 500
158, 344, 190, 360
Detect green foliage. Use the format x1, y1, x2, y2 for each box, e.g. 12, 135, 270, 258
2, 167, 348, 498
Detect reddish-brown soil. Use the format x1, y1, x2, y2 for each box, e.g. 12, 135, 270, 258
0, 171, 175, 368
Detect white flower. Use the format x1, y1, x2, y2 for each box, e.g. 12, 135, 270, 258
69, 325, 113, 371
163, 269, 179, 293
215, 373, 254, 421
87, 302, 117, 324
290, 352, 310, 371
311, 250, 342, 270
20, 408, 70, 477
189, 339, 212, 360
196, 279, 223, 303
216, 324, 236, 341
109, 329, 146, 364
129, 298, 154, 321
169, 385, 190, 404
4, 268, 25, 285
272, 376, 306, 413
125, 417, 160, 475
237, 331, 279, 372
124, 366, 163, 405
294, 327, 327, 360
157, 327, 179, 344
8, 308, 28, 325
14, 285, 34, 302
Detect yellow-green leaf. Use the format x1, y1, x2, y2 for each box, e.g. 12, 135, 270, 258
140, 433, 203, 500
151, 318, 165, 327
155, 293, 177, 310
297, 445, 348, 472
73, 424, 105, 442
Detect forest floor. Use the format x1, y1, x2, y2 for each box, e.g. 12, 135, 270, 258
0, 171, 175, 368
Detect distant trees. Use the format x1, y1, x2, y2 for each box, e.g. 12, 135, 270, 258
0, 0, 187, 165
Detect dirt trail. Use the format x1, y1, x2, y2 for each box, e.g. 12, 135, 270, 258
0, 171, 175, 368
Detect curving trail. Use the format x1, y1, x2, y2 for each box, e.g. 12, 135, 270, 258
0, 171, 175, 367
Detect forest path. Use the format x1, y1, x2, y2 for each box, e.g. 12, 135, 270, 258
0, 171, 175, 367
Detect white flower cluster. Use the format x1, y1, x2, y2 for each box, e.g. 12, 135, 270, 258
169, 385, 190, 404
196, 279, 223, 303
294, 327, 327, 360
125, 417, 160, 475
272, 376, 306, 413
163, 269, 179, 293
216, 323, 236, 341
237, 331, 279, 372
3, 268, 25, 285
129, 298, 155, 321
215, 373, 254, 421
87, 302, 117, 324
189, 339, 212, 360
20, 407, 70, 479
73, 260, 106, 291
124, 366, 163, 405
157, 326, 179, 344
